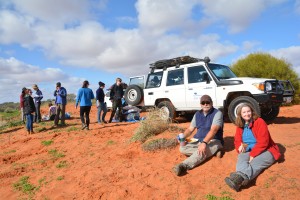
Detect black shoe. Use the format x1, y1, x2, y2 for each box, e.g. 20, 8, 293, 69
224, 173, 244, 192
173, 163, 188, 176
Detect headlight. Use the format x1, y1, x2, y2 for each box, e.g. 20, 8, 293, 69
265, 82, 272, 91
253, 83, 265, 91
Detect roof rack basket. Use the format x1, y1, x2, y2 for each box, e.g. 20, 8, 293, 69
149, 56, 210, 72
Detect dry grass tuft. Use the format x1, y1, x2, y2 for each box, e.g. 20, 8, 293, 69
131, 108, 171, 142
142, 138, 177, 152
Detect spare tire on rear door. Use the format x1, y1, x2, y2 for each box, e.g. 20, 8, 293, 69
124, 85, 143, 106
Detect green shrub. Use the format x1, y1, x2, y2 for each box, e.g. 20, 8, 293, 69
41, 140, 53, 146
48, 149, 65, 158
13, 176, 36, 195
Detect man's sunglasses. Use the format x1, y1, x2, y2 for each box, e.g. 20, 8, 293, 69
201, 101, 211, 105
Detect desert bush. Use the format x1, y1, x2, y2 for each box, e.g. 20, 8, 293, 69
142, 138, 177, 152
131, 108, 170, 142
13, 176, 37, 195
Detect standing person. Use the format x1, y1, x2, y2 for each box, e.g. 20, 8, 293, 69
75, 80, 94, 130
23, 88, 35, 135
224, 103, 281, 192
109, 78, 125, 123
173, 95, 224, 176
96, 81, 107, 124
32, 84, 43, 123
20, 87, 27, 123
54, 82, 67, 126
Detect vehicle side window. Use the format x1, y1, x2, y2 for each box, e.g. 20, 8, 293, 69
146, 72, 163, 88
167, 69, 184, 86
188, 65, 207, 84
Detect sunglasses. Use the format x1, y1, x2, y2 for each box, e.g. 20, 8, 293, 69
201, 101, 211, 105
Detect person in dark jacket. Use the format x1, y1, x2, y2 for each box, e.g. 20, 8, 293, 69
32, 84, 43, 123
20, 87, 26, 123
23, 88, 36, 135
108, 78, 125, 123
96, 81, 107, 124
54, 82, 67, 126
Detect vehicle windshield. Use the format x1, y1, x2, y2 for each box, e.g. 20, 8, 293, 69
129, 76, 145, 88
208, 63, 237, 80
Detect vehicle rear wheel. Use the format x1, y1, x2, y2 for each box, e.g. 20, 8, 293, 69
157, 101, 176, 120
124, 85, 143, 106
228, 96, 261, 124
261, 106, 280, 121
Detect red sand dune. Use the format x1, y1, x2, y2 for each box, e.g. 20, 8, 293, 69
0, 104, 299, 199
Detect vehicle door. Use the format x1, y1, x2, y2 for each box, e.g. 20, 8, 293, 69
185, 65, 216, 109
143, 71, 164, 105
163, 68, 186, 109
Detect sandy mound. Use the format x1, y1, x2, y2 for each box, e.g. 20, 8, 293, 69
0, 104, 299, 199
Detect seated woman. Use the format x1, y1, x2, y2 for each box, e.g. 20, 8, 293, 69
225, 103, 281, 192
48, 102, 56, 120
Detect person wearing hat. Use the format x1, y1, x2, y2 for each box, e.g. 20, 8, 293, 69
53, 82, 67, 126
20, 87, 27, 123
32, 84, 43, 123
75, 80, 95, 130
23, 88, 36, 135
96, 81, 107, 124
173, 94, 224, 176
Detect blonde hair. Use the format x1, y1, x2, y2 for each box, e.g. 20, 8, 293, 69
235, 103, 260, 127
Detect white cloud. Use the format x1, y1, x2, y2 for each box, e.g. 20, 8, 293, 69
200, 0, 287, 33
295, 0, 300, 14
9, 0, 91, 26
269, 46, 300, 75
242, 41, 261, 51
0, 57, 84, 103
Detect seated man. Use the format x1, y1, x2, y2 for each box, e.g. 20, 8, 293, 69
173, 95, 224, 176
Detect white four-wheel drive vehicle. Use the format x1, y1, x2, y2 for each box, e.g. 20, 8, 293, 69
109, 56, 295, 123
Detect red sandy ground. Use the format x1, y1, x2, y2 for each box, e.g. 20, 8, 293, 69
0, 104, 299, 200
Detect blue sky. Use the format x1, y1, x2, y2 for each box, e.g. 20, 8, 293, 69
0, 0, 300, 103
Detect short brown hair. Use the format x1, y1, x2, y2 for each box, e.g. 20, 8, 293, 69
235, 103, 260, 127
116, 78, 122, 82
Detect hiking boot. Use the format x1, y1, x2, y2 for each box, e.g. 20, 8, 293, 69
81, 123, 87, 130
173, 163, 188, 176
225, 173, 244, 192
86, 126, 90, 130
102, 120, 108, 124
215, 150, 223, 158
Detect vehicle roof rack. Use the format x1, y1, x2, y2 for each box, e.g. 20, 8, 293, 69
149, 56, 210, 72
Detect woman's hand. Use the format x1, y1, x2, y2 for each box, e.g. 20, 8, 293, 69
238, 143, 246, 153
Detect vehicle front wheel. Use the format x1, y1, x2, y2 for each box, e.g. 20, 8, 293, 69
157, 101, 176, 120
228, 96, 261, 124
